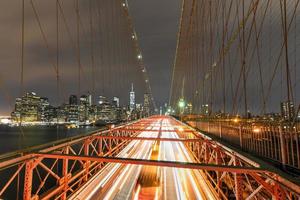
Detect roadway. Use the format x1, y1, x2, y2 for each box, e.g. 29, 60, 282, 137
69, 116, 217, 200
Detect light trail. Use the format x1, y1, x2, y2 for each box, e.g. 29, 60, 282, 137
69, 117, 217, 200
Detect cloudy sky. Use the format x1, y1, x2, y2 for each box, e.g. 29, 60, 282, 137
129, 0, 181, 106
0, 0, 181, 115
3, 0, 296, 116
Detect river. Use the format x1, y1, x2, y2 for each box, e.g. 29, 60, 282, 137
0, 125, 99, 154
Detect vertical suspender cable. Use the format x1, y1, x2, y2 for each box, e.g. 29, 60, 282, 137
21, 0, 25, 96
56, 0, 60, 141
18, 1, 26, 194
209, 0, 213, 115
89, 0, 95, 103
282, 0, 292, 105
76, 0, 81, 98
222, 1, 226, 113
242, 0, 248, 117
169, 0, 186, 107
56, 0, 60, 105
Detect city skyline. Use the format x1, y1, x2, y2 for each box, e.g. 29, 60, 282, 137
9, 86, 152, 125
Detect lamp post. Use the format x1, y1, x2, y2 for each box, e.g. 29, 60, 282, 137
178, 98, 185, 121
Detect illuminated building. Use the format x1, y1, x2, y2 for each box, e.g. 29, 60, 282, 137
66, 104, 78, 123
87, 94, 92, 106
37, 97, 50, 122
143, 93, 150, 117
79, 95, 90, 122
187, 103, 193, 114
129, 83, 135, 112
97, 100, 117, 122
113, 97, 120, 108
11, 92, 46, 122
99, 96, 108, 105
280, 101, 295, 121
67, 95, 79, 122
201, 104, 210, 116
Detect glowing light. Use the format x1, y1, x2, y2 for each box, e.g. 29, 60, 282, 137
137, 54, 142, 59
178, 99, 185, 108
253, 127, 260, 133
233, 118, 239, 123
0, 118, 10, 124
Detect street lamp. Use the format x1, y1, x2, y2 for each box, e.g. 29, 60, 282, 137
178, 98, 185, 110
178, 98, 186, 121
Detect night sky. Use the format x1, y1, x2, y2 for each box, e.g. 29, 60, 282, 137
129, 0, 181, 107
0, 0, 181, 115
2, 1, 297, 116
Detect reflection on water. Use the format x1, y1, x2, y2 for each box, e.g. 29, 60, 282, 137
0, 125, 99, 154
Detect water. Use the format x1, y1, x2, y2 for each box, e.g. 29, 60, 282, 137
0, 125, 99, 154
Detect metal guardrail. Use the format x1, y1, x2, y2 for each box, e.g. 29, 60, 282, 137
0, 119, 145, 200
187, 118, 300, 171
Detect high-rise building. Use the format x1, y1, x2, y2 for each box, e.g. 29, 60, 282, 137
12, 98, 22, 120
201, 104, 210, 116
129, 83, 135, 112
69, 95, 78, 105
187, 103, 193, 114
12, 92, 37, 122
11, 92, 53, 122
38, 97, 50, 121
143, 93, 150, 117
97, 100, 117, 122
87, 94, 92, 106
280, 101, 295, 121
79, 95, 90, 122
113, 97, 120, 108
99, 96, 108, 105
66, 104, 78, 123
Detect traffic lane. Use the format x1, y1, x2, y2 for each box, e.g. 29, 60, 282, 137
69, 124, 158, 200
160, 132, 205, 200
102, 138, 154, 200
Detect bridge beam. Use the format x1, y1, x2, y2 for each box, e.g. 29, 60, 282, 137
93, 135, 201, 142
34, 153, 268, 174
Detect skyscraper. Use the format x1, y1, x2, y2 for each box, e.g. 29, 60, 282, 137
87, 94, 92, 106
38, 97, 50, 122
99, 96, 108, 105
67, 95, 79, 122
113, 97, 120, 107
144, 93, 150, 117
129, 83, 135, 112
69, 95, 78, 105
79, 95, 89, 122
280, 101, 295, 121
11, 92, 52, 122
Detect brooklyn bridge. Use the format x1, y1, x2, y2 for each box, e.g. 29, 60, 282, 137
0, 0, 300, 199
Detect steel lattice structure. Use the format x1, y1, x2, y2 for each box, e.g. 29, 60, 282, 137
0, 116, 299, 200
